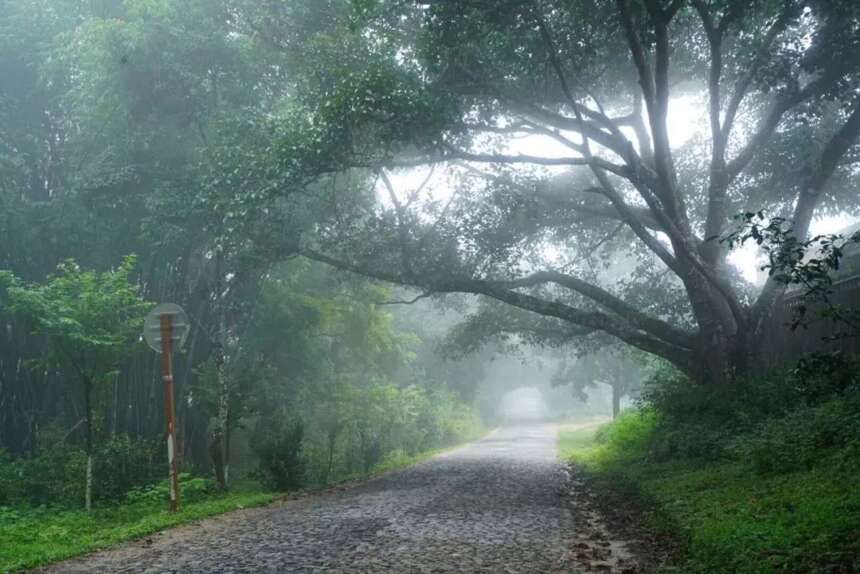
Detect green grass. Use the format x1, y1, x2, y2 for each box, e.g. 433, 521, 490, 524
319, 426, 489, 486
0, 488, 277, 573
558, 425, 600, 460
374, 445, 461, 474
559, 419, 860, 573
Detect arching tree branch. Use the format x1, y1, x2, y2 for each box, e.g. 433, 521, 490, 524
497, 270, 694, 349
300, 248, 695, 373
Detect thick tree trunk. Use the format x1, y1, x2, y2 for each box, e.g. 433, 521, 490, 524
681, 268, 743, 386
695, 328, 733, 385
693, 321, 771, 385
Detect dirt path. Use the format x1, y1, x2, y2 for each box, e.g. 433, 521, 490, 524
37, 423, 639, 573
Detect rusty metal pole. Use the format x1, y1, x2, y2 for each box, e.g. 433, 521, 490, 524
160, 313, 180, 512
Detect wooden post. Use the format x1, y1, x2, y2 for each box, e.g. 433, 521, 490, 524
160, 313, 180, 512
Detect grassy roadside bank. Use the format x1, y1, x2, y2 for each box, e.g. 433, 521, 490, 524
1, 429, 487, 573
560, 419, 860, 574
0, 486, 276, 573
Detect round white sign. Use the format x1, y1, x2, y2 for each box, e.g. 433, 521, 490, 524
143, 303, 191, 353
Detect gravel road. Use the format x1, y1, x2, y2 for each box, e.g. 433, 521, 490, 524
42, 424, 582, 573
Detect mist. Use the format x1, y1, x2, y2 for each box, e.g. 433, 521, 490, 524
498, 387, 549, 422
1, 1, 858, 572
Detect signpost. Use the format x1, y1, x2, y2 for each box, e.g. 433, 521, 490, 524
144, 303, 190, 512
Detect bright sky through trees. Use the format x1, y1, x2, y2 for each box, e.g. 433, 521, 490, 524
380, 95, 858, 286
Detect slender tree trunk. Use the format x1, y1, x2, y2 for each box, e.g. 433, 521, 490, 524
224, 416, 230, 486
85, 455, 93, 511
326, 429, 338, 484
611, 383, 621, 420
209, 431, 226, 488
212, 342, 229, 490
219, 346, 229, 487
83, 376, 93, 511
111, 373, 118, 438
212, 246, 230, 489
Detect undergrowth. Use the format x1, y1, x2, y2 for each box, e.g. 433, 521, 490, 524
0, 428, 485, 572
0, 485, 276, 573
560, 358, 860, 574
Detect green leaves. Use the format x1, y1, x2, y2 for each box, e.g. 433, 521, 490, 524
0, 256, 151, 377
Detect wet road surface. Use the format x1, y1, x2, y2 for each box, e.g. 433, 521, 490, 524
42, 424, 579, 573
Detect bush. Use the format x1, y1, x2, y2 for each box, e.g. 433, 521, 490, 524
587, 410, 659, 469
126, 473, 213, 504
614, 353, 860, 473
732, 399, 860, 475
94, 435, 163, 501
253, 419, 306, 491
636, 356, 860, 463
7, 442, 88, 507
0, 432, 168, 508
0, 450, 21, 505
792, 352, 860, 402
438, 400, 484, 446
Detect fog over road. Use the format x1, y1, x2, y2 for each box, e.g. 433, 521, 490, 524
44, 424, 580, 573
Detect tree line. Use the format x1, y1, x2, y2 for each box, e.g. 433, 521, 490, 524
0, 0, 486, 510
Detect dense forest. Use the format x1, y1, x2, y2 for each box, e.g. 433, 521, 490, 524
0, 0, 504, 510
1, 0, 859, 572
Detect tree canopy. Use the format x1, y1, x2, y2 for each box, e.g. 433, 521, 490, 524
240, 0, 860, 384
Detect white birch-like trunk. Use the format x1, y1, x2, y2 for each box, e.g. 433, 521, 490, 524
218, 362, 229, 488
85, 454, 93, 511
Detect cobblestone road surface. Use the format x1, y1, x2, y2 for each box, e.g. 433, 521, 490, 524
43, 424, 580, 573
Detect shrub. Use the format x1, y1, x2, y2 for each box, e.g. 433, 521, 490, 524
0, 450, 21, 505
0, 432, 169, 508
636, 361, 856, 462
570, 354, 860, 574
253, 419, 306, 491
625, 353, 860, 471
126, 473, 213, 504
792, 352, 860, 403
94, 435, 163, 501
732, 399, 860, 475
590, 409, 659, 467
11, 442, 88, 507
439, 400, 484, 446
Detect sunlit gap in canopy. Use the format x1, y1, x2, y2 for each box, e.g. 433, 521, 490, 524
375, 94, 858, 283
377, 94, 706, 209
377, 94, 706, 201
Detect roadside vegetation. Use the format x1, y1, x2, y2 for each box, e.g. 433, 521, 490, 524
560, 359, 860, 574
0, 258, 485, 570
0, 429, 484, 573
0, 480, 274, 572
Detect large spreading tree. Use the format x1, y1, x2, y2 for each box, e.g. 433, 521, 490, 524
245, 0, 860, 384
